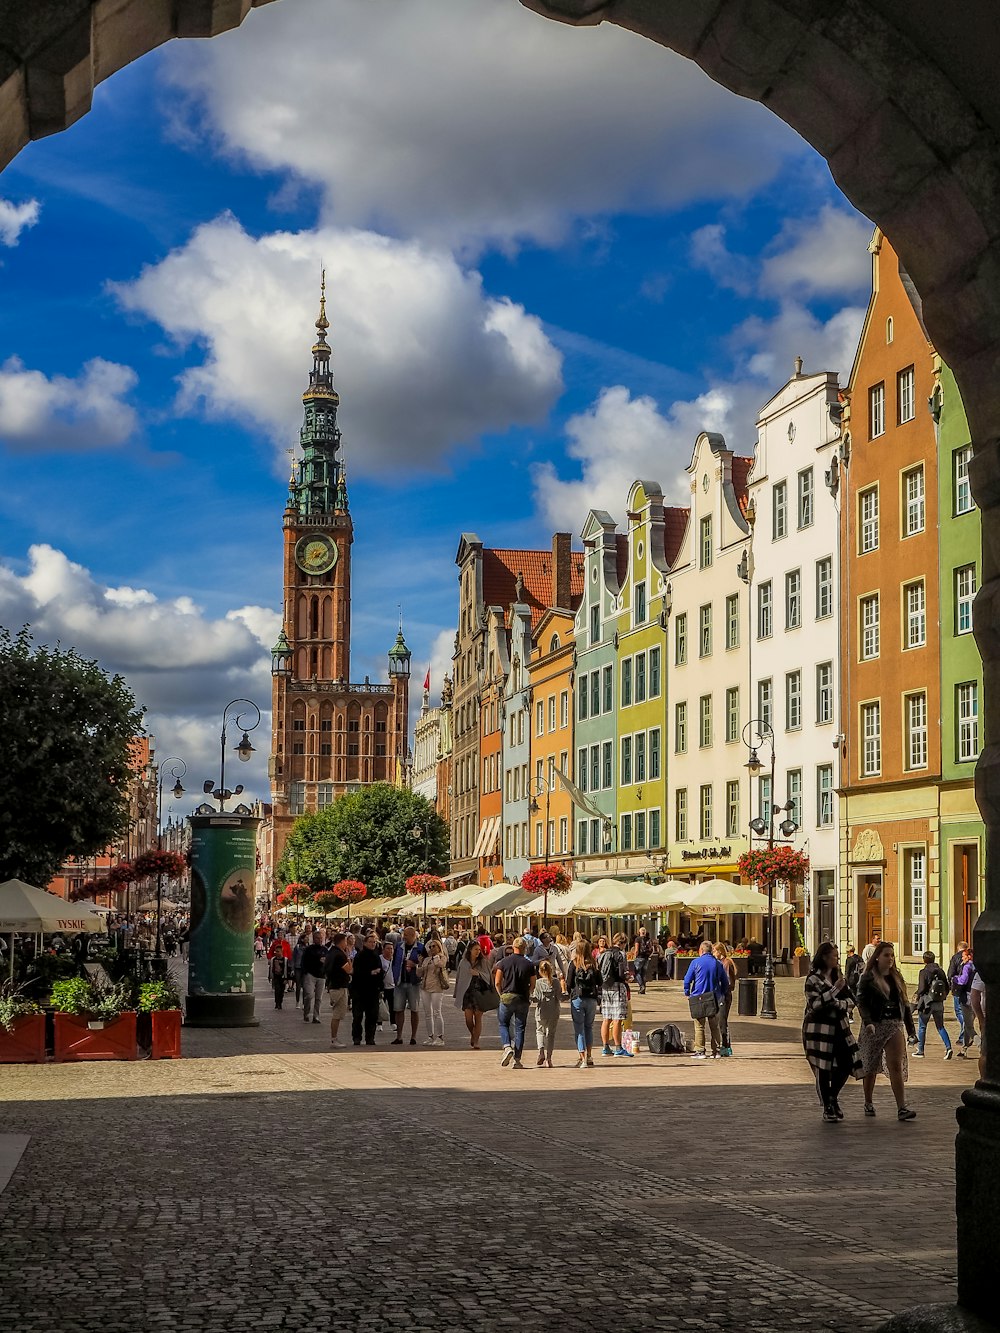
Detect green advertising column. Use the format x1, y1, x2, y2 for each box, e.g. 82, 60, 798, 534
185, 813, 260, 1027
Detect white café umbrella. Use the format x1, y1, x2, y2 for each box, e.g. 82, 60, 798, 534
137, 898, 181, 913
0, 878, 109, 980
677, 878, 793, 916
572, 879, 689, 915
465, 884, 535, 917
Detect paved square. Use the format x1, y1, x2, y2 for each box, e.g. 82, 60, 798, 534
0, 972, 968, 1332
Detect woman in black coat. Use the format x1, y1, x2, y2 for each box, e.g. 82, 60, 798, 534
802, 942, 861, 1122
856, 942, 917, 1121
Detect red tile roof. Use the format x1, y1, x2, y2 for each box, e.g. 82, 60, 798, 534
483, 547, 584, 627
731, 455, 752, 517
662, 506, 689, 568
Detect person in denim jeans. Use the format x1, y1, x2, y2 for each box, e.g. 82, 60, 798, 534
493, 937, 536, 1069
567, 940, 602, 1068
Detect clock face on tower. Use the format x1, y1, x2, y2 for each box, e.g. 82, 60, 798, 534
295, 532, 339, 575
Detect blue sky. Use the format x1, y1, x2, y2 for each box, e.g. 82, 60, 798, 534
0, 0, 872, 798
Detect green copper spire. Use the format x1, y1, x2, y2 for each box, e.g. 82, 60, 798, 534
295, 271, 344, 518
388, 625, 411, 677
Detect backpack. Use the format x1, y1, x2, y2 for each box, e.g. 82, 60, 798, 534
648, 1024, 686, 1055
575, 966, 601, 1000
928, 970, 949, 1004
599, 948, 625, 987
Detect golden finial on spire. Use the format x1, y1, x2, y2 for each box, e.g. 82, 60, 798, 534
316, 267, 329, 336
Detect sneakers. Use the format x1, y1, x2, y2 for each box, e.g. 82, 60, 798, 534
898, 1106, 917, 1121
834, 1100, 844, 1121
435, 1036, 445, 1046
500, 1046, 515, 1067
912, 1050, 924, 1058
586, 1058, 595, 1067
423, 1036, 436, 1046
691, 1051, 708, 1060
602, 1044, 614, 1057
823, 1104, 839, 1123
575, 1056, 586, 1069
864, 1102, 876, 1117
613, 1047, 633, 1058
945, 1048, 954, 1060
536, 1051, 546, 1067
512, 1059, 523, 1069
331, 1038, 346, 1049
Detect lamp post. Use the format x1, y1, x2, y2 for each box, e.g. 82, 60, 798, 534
410, 823, 428, 926
155, 757, 186, 963
528, 774, 557, 920
742, 718, 799, 1020
203, 698, 261, 811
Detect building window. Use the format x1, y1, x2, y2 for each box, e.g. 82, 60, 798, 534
590, 671, 601, 717
590, 744, 600, 792
907, 848, 927, 955
699, 695, 712, 748
758, 678, 772, 730
675, 788, 688, 841
786, 769, 802, 827
726, 780, 739, 838
785, 569, 801, 630
635, 733, 646, 783
817, 765, 834, 828
860, 594, 880, 661
548, 696, 556, 732
649, 808, 661, 849
700, 516, 713, 569
726, 686, 739, 743
621, 658, 632, 708
635, 652, 647, 703
956, 564, 976, 635
591, 818, 602, 852
635, 811, 646, 851
870, 382, 885, 438
898, 365, 915, 424
699, 785, 713, 840
957, 682, 979, 762
861, 701, 882, 776
675, 701, 688, 753
621, 736, 632, 785
536, 823, 543, 858
758, 774, 772, 826
577, 675, 588, 722
757, 581, 772, 639
699, 604, 712, 658
906, 691, 928, 770
560, 690, 569, 728
319, 743, 331, 757
886, 316, 894, 344
289, 782, 306, 816
797, 467, 814, 529
786, 671, 802, 730
602, 741, 613, 789
649, 646, 661, 698
578, 820, 588, 856
816, 556, 833, 619
773, 481, 788, 540
903, 464, 925, 536
603, 664, 614, 712
577, 747, 588, 793
292, 741, 305, 756
634, 581, 647, 626
816, 662, 834, 725
905, 580, 926, 649
725, 593, 739, 650
621, 813, 633, 852
649, 728, 661, 780
859, 486, 879, 553
559, 817, 568, 854
590, 603, 600, 645
317, 782, 334, 810
675, 613, 687, 665
536, 701, 544, 736
955, 445, 974, 514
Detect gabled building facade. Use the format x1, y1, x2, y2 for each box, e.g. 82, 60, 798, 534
501, 597, 533, 882
476, 605, 510, 884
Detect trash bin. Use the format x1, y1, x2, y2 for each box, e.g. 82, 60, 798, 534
738, 976, 758, 1017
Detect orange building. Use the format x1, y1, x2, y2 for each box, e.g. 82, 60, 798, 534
527, 600, 579, 883
839, 230, 942, 973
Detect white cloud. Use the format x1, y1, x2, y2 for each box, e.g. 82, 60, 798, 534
0, 544, 275, 800
689, 224, 754, 296
760, 205, 873, 300
0, 356, 138, 452
162, 0, 797, 251
113, 215, 562, 471
0, 198, 39, 246
427, 626, 456, 708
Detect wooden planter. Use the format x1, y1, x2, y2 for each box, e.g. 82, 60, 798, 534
54, 1012, 137, 1061
0, 1013, 46, 1063
732, 957, 750, 978
150, 1009, 182, 1059
791, 955, 810, 977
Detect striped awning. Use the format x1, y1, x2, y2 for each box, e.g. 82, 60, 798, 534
472, 815, 502, 861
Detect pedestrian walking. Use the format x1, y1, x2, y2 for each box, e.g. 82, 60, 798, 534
630, 927, 655, 994
802, 942, 862, 1123
970, 970, 987, 1080
379, 940, 398, 1030
454, 940, 495, 1048
532, 960, 561, 1067
291, 932, 307, 1008
419, 939, 450, 1045
844, 944, 863, 998
494, 936, 536, 1069
662, 936, 677, 981
299, 930, 327, 1024
269, 950, 288, 1009
683, 941, 730, 1060
952, 946, 978, 1057
861, 930, 883, 967
856, 941, 917, 1120
392, 926, 425, 1046
598, 933, 633, 1059
350, 933, 385, 1046
567, 940, 601, 1068
324, 932, 352, 1047
947, 941, 970, 1044
912, 951, 954, 1060
714, 943, 737, 1056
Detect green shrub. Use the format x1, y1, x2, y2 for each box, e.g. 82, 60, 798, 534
0, 984, 42, 1034
138, 980, 181, 1013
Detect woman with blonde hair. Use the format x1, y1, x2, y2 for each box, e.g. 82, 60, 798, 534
713, 943, 738, 1057
418, 938, 450, 1046
567, 939, 602, 1068
856, 941, 917, 1120
453, 938, 494, 1049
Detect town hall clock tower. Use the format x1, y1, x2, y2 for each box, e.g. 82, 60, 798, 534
268, 280, 410, 871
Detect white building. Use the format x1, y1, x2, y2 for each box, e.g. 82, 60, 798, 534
412, 680, 441, 805
747, 362, 843, 951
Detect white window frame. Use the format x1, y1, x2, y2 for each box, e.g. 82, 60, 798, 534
773, 481, 788, 540
649, 728, 661, 780
903, 464, 925, 536
725, 593, 739, 650
560, 689, 569, 728
958, 682, 979, 762
955, 445, 974, 515
700, 516, 713, 569
785, 569, 801, 630
786, 769, 802, 828
870, 382, 885, 438
649, 646, 661, 698
861, 701, 882, 777
548, 695, 556, 732
956, 564, 976, 635
817, 765, 834, 828
906, 691, 928, 770
786, 670, 802, 731
634, 581, 647, 627
907, 847, 927, 955
699, 604, 712, 658
816, 662, 834, 725
905, 580, 926, 650
860, 594, 880, 661
797, 467, 814, 529
758, 581, 773, 639
699, 784, 713, 841
699, 694, 712, 749
675, 701, 687, 754
860, 486, 879, 553
675, 613, 687, 665
726, 779, 740, 838
898, 366, 915, 424
621, 735, 632, 785
726, 686, 739, 743
758, 678, 772, 730
816, 556, 833, 619
675, 788, 687, 842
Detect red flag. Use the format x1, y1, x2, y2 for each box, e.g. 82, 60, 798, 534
423, 668, 430, 691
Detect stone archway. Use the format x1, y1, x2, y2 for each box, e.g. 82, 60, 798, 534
2, 2, 999, 1325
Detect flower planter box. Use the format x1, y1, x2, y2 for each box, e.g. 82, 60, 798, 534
791, 956, 810, 977
0, 1013, 46, 1064
54, 1012, 137, 1061
150, 1009, 182, 1059
732, 957, 750, 978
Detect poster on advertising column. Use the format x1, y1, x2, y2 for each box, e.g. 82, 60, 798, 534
187, 815, 259, 998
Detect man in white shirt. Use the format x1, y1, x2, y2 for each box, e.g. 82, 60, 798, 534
861, 930, 882, 966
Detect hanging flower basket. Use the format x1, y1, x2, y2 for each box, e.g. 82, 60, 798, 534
106, 861, 135, 892
311, 890, 341, 912
522, 864, 571, 897
133, 850, 187, 881
332, 879, 367, 905
738, 847, 810, 891
405, 874, 445, 898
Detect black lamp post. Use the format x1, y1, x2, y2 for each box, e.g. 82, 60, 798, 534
155, 757, 186, 961
742, 719, 799, 1020
203, 698, 261, 811
410, 822, 428, 926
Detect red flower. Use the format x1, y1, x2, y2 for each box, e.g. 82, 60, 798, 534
522, 864, 571, 897
738, 847, 809, 890
311, 890, 341, 911
133, 850, 187, 881
332, 879, 367, 904
405, 874, 445, 898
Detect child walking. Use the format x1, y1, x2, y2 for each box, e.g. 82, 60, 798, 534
269, 951, 287, 1009
532, 960, 561, 1067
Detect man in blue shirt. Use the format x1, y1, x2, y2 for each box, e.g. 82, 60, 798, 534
683, 941, 730, 1059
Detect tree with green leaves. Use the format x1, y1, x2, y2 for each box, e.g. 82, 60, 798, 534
0, 627, 145, 885
277, 784, 448, 899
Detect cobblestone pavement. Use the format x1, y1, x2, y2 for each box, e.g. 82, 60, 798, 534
0, 967, 972, 1332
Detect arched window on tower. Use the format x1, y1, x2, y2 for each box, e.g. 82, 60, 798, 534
310, 595, 319, 636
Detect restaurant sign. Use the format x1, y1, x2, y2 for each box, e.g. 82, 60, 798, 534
681, 845, 733, 861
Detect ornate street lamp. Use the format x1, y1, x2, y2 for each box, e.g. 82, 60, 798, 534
203, 698, 261, 811
155, 757, 186, 962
